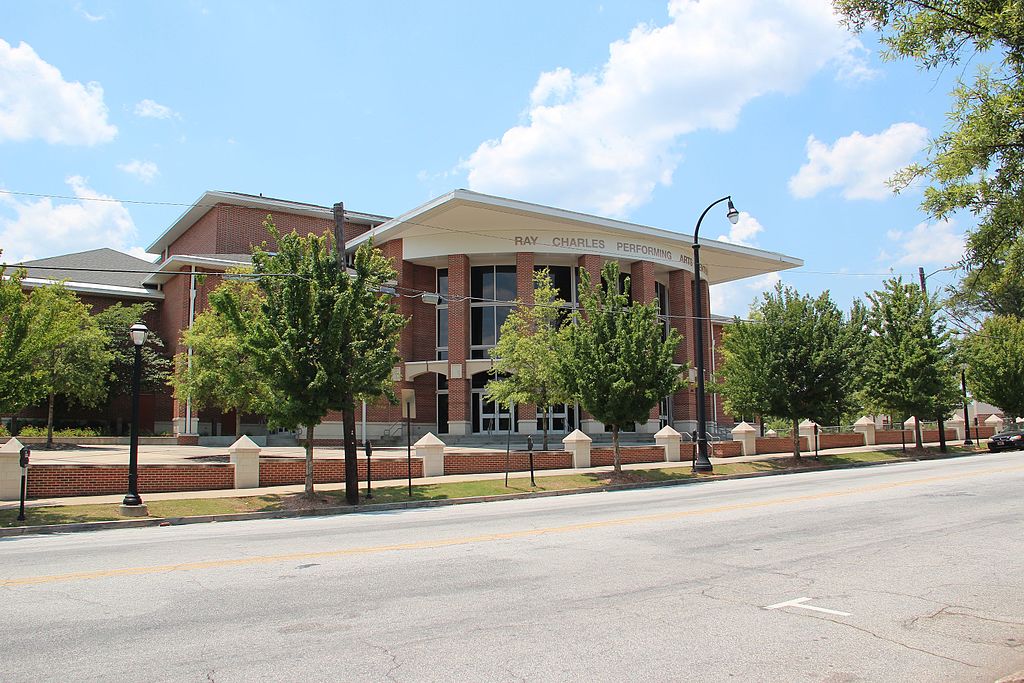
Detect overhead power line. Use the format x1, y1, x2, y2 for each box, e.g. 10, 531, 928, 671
0, 187, 950, 280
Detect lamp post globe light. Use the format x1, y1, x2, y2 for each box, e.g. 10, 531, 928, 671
692, 196, 739, 473
120, 322, 149, 516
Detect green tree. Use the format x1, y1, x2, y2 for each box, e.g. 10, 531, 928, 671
861, 278, 961, 447
562, 261, 683, 472
717, 317, 770, 426
94, 302, 172, 417
171, 276, 275, 437
0, 259, 44, 418
28, 285, 112, 448
961, 315, 1024, 421
835, 0, 1024, 323
213, 218, 406, 500
720, 283, 857, 458
486, 269, 572, 451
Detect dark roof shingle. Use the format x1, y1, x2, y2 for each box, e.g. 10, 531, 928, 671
18, 248, 158, 289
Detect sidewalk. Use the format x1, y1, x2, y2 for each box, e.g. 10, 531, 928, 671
0, 440, 967, 510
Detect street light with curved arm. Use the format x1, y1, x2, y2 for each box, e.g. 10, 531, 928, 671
692, 196, 739, 472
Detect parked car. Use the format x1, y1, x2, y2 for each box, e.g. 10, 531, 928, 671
988, 428, 1024, 452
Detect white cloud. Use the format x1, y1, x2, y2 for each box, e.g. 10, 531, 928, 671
134, 98, 179, 120
711, 272, 781, 318
788, 122, 928, 200
882, 218, 966, 267
716, 211, 763, 247
0, 176, 138, 262
75, 3, 105, 21
462, 0, 871, 217
126, 246, 159, 262
0, 39, 117, 145
117, 159, 160, 183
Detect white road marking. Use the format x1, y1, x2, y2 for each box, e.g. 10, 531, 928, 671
764, 597, 852, 617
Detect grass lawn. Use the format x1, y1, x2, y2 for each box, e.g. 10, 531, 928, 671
0, 445, 978, 529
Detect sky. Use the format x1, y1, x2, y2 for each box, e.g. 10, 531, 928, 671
0, 0, 977, 316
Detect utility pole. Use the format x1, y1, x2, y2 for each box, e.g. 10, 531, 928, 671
919, 266, 947, 453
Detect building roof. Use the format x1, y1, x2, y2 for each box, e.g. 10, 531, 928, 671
348, 189, 803, 286
141, 253, 253, 286
16, 248, 163, 299
145, 190, 391, 254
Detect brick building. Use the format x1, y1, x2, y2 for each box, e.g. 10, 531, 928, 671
18, 189, 801, 441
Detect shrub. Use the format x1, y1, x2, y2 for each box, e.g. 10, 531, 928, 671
17, 426, 100, 437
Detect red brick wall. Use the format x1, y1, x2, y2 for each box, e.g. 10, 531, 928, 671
216, 206, 333, 255
874, 430, 911, 445
698, 278, 714, 421
577, 254, 603, 285
26, 464, 233, 498
258, 457, 422, 486
975, 425, 997, 439
167, 204, 342, 259
922, 429, 957, 442
591, 446, 665, 466
442, 450, 572, 474
819, 433, 865, 449
669, 269, 694, 422
168, 209, 218, 257
447, 254, 471, 426
630, 260, 656, 304
713, 440, 743, 457
755, 436, 798, 454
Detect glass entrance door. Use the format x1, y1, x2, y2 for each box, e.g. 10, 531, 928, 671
473, 392, 514, 434
537, 403, 577, 434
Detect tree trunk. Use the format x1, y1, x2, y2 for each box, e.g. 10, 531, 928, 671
235, 410, 242, 437
46, 391, 55, 449
613, 425, 621, 473
914, 416, 923, 449
343, 407, 359, 505
791, 417, 801, 460
342, 405, 358, 507
304, 423, 315, 497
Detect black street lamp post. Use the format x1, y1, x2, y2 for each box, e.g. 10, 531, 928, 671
120, 322, 148, 516
961, 368, 973, 446
692, 196, 739, 473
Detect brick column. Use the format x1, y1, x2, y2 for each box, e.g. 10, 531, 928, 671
698, 277, 715, 426
670, 269, 696, 433
577, 254, 604, 434
629, 260, 655, 304
630, 260, 659, 431
171, 268, 198, 442
377, 239, 414, 437
577, 254, 603, 288
515, 253, 538, 435
447, 254, 471, 435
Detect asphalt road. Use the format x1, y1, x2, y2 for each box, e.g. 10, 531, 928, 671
2, 452, 1023, 682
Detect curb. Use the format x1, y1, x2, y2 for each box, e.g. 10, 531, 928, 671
0, 449, 987, 538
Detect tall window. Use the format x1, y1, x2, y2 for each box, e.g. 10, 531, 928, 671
436, 268, 448, 360
655, 280, 669, 341
470, 265, 515, 359
535, 264, 576, 326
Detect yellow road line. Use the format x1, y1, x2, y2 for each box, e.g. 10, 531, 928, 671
4, 464, 1022, 588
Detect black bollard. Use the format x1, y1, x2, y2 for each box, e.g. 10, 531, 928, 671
17, 446, 30, 522
364, 440, 373, 500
